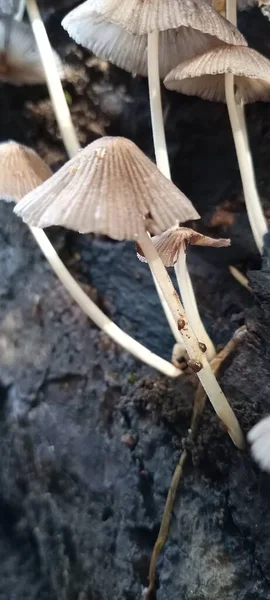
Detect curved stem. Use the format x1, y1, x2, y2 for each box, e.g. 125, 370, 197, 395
225, 0, 268, 254
175, 245, 216, 360
26, 0, 80, 158
147, 30, 216, 356
138, 229, 245, 449
225, 73, 267, 254
30, 227, 181, 378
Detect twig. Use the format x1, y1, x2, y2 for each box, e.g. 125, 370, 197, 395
144, 325, 247, 599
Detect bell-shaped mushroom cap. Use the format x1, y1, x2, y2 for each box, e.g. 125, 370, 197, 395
138, 225, 230, 266
14, 136, 200, 241
247, 416, 270, 473
0, 19, 64, 84
0, 141, 52, 202
81, 0, 246, 43
164, 45, 270, 103
62, 7, 232, 78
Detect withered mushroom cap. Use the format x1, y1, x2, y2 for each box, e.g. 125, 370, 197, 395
0, 141, 52, 202
62, 7, 230, 78
0, 19, 64, 84
84, 0, 246, 43
164, 44, 270, 103
138, 225, 230, 266
14, 136, 200, 241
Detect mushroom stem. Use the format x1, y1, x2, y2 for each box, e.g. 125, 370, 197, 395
138, 229, 244, 449
29, 226, 181, 378
175, 244, 216, 359
225, 73, 267, 254
225, 0, 268, 254
147, 31, 216, 358
147, 31, 171, 179
26, 0, 80, 158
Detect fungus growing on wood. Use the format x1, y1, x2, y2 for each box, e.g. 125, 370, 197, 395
0, 140, 179, 378
15, 136, 244, 448
62, 1, 242, 360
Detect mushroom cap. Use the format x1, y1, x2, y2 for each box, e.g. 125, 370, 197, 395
0, 19, 64, 84
79, 0, 246, 42
14, 136, 200, 241
62, 7, 231, 78
137, 225, 230, 266
164, 45, 270, 103
247, 416, 270, 473
0, 141, 52, 203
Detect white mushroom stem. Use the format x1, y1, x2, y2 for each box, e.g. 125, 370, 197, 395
26, 0, 80, 158
138, 229, 244, 449
225, 74, 267, 254
147, 31, 216, 359
30, 226, 180, 378
147, 31, 171, 179
225, 0, 268, 254
175, 244, 216, 359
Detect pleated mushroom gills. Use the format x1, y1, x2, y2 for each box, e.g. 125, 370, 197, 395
137, 226, 231, 267
14, 136, 199, 237
14, 136, 244, 449
62, 0, 247, 78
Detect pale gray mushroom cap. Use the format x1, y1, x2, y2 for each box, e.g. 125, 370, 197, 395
0, 19, 64, 84
0, 0, 17, 15
137, 225, 230, 266
14, 136, 200, 241
0, 141, 52, 202
80, 0, 246, 43
62, 7, 229, 78
164, 44, 270, 103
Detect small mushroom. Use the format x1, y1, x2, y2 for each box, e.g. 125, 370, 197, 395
14, 136, 244, 448
247, 416, 270, 473
164, 43, 270, 254
0, 140, 179, 378
137, 225, 230, 356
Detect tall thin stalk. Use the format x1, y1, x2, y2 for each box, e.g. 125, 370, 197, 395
225, 0, 268, 254
147, 30, 216, 360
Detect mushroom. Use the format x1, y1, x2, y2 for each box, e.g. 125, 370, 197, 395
14, 135, 244, 448
164, 41, 270, 254
62, 0, 246, 176
137, 225, 230, 349
247, 416, 270, 473
0, 140, 180, 378
62, 1, 247, 360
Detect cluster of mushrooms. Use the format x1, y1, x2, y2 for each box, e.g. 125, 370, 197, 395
1, 2, 270, 490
